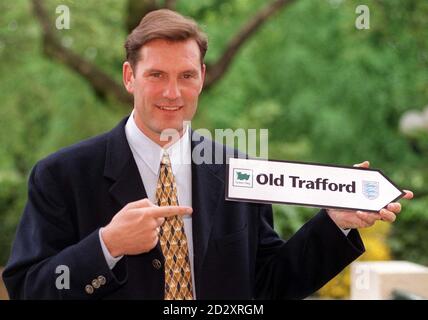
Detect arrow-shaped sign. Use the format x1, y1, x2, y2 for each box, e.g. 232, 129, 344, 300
226, 158, 405, 212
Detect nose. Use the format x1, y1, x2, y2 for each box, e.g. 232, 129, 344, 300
162, 79, 181, 100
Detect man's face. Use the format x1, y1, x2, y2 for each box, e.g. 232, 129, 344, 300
123, 38, 205, 143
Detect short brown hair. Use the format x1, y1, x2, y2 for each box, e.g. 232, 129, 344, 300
124, 9, 208, 68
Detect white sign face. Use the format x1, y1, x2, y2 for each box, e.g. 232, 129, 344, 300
226, 158, 405, 212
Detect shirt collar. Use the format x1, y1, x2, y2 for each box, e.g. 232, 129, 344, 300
125, 110, 191, 175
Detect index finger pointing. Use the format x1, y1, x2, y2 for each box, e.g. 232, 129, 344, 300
148, 206, 193, 218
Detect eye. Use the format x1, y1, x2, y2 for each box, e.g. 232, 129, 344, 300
150, 72, 162, 78
183, 73, 194, 79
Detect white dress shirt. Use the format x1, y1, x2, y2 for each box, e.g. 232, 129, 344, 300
99, 110, 196, 297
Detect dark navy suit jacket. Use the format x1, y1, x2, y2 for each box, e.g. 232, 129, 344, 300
3, 117, 365, 299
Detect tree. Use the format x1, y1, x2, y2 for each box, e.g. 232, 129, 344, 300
31, 0, 295, 106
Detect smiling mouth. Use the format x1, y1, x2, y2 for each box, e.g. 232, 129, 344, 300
155, 105, 183, 111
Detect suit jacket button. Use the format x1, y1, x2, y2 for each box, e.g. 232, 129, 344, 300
92, 279, 100, 289
152, 259, 162, 270
98, 276, 106, 286
85, 285, 94, 294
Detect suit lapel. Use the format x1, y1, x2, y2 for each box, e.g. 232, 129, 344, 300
108, 157, 148, 208
103, 117, 148, 208
191, 132, 225, 297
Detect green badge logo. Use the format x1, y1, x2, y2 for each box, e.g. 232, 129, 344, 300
233, 168, 253, 188
236, 172, 250, 181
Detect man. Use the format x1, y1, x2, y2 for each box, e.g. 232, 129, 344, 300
3, 9, 412, 299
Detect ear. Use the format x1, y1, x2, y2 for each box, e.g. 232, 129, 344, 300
199, 63, 206, 94
123, 61, 135, 94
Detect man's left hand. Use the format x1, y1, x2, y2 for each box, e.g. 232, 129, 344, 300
326, 160, 414, 229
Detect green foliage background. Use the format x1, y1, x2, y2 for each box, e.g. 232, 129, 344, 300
1, 0, 428, 295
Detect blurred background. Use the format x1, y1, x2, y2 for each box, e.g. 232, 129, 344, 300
1, 0, 428, 299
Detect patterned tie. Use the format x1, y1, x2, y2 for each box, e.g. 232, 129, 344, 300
156, 151, 193, 300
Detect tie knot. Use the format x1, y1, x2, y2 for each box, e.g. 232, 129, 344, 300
161, 151, 171, 166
